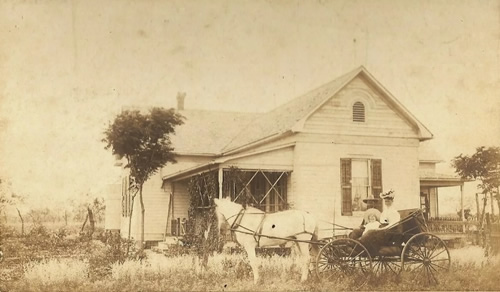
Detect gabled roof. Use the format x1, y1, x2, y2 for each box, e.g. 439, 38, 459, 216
170, 110, 259, 155
222, 68, 360, 153
222, 66, 433, 153
170, 66, 433, 156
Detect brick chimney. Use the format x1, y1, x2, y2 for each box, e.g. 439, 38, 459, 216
177, 92, 186, 110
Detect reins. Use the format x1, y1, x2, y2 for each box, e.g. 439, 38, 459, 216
218, 205, 355, 246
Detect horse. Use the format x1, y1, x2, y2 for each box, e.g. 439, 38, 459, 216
213, 197, 318, 283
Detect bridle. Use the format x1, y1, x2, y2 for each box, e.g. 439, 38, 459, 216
221, 207, 246, 231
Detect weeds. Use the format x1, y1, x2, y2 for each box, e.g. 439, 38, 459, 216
23, 258, 89, 285
3, 228, 500, 292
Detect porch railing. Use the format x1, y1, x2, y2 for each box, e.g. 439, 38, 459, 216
426, 217, 479, 241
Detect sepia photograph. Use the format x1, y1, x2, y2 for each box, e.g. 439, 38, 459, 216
0, 0, 499, 291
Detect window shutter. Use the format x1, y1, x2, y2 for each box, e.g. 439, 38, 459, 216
371, 159, 383, 212
341, 159, 352, 216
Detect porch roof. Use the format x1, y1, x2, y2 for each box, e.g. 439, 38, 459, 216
162, 161, 220, 182
419, 171, 467, 187
162, 160, 293, 182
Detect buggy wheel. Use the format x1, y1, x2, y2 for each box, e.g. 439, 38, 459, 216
401, 232, 450, 286
372, 256, 402, 276
315, 238, 372, 289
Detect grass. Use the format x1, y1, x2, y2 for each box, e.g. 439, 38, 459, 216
1, 222, 499, 292
23, 258, 89, 285
4, 245, 500, 292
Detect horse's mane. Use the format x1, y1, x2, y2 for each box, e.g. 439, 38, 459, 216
244, 205, 265, 214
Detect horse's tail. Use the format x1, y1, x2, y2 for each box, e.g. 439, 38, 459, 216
312, 223, 319, 242
310, 220, 320, 259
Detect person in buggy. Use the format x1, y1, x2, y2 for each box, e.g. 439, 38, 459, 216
379, 189, 400, 228
349, 190, 401, 240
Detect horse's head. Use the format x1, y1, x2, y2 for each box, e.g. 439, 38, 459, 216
213, 197, 243, 228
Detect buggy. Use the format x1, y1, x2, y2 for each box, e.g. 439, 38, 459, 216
315, 209, 451, 286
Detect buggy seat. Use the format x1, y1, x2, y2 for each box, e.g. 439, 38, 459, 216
358, 209, 427, 256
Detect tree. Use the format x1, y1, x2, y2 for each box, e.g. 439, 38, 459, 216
78, 197, 106, 238
452, 146, 500, 226
103, 107, 184, 250
0, 178, 26, 235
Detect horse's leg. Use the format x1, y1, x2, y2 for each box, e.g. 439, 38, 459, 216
296, 237, 311, 282
243, 242, 259, 284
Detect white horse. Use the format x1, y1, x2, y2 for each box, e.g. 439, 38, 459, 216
214, 197, 318, 283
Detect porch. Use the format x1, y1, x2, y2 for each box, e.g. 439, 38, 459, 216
420, 171, 472, 242
166, 167, 291, 237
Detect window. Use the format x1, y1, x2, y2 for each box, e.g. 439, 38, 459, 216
352, 160, 369, 212
353, 102, 365, 122
340, 158, 382, 215
224, 170, 288, 213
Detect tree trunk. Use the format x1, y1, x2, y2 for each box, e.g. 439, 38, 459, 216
139, 184, 145, 251
491, 193, 495, 217
16, 208, 24, 236
479, 193, 488, 247
480, 193, 488, 228
497, 187, 500, 222
81, 214, 88, 233
126, 191, 138, 257
476, 193, 480, 220
87, 206, 95, 238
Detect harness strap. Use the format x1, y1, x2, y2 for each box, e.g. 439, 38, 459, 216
253, 213, 266, 247
229, 208, 245, 231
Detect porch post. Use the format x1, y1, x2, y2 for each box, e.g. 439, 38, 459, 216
461, 184, 465, 232
218, 167, 223, 199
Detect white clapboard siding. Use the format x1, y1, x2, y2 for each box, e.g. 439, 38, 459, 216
119, 173, 170, 242
141, 173, 170, 241
304, 76, 418, 138
290, 135, 420, 237
172, 180, 190, 224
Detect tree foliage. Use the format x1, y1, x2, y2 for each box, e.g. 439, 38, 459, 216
72, 197, 106, 223
452, 146, 500, 194
103, 107, 184, 186
103, 107, 184, 250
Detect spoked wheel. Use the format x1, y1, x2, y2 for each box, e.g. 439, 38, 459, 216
401, 232, 451, 285
315, 238, 372, 289
372, 256, 402, 276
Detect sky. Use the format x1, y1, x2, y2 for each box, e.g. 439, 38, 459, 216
0, 0, 499, 210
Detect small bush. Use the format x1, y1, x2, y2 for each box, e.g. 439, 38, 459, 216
85, 232, 147, 281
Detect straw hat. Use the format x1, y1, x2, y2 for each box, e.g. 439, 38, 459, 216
363, 208, 381, 222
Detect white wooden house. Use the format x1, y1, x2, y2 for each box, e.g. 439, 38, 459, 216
108, 66, 467, 244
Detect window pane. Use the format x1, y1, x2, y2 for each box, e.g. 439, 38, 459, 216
352, 160, 368, 211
